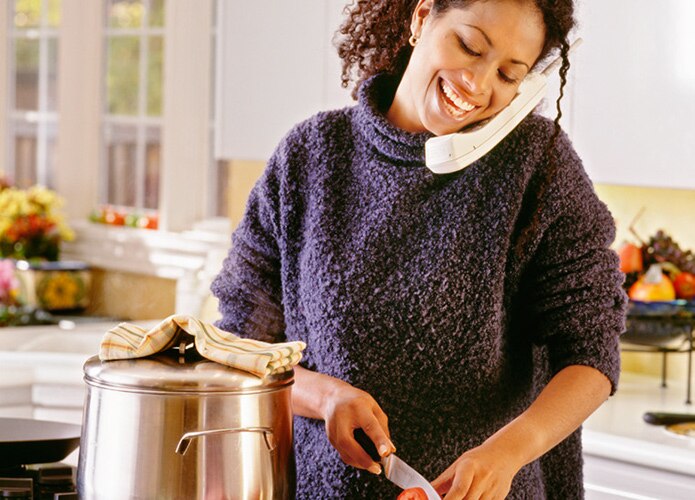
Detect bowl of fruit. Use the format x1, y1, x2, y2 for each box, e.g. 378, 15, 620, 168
619, 229, 695, 349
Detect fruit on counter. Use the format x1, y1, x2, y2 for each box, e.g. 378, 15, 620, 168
397, 487, 429, 500
642, 230, 695, 275
104, 207, 126, 226
87, 205, 158, 230
628, 264, 676, 302
618, 241, 643, 274
673, 271, 695, 300
137, 214, 159, 230
619, 224, 695, 296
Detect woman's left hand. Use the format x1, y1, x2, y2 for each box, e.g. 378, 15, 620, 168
431, 443, 521, 500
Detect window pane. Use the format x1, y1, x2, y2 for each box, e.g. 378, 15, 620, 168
105, 124, 138, 206
45, 122, 58, 188
144, 127, 161, 209
107, 36, 140, 115
47, 0, 61, 27
47, 37, 59, 111
108, 0, 144, 29
12, 121, 38, 188
147, 36, 163, 116
149, 0, 164, 27
14, 38, 40, 110
14, 0, 41, 29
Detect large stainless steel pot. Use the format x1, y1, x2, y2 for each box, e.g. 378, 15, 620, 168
77, 348, 295, 500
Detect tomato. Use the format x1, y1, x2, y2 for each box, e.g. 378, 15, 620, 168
618, 242, 643, 274
673, 272, 695, 300
628, 264, 676, 301
137, 214, 158, 230
104, 209, 125, 226
397, 487, 429, 500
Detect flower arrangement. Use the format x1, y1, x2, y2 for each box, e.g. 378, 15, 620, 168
0, 259, 19, 307
0, 183, 74, 261
0, 258, 22, 326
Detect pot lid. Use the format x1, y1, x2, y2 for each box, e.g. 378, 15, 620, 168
83, 349, 293, 393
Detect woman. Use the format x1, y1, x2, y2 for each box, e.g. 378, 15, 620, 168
211, 0, 627, 498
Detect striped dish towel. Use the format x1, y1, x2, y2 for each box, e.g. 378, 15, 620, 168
99, 314, 306, 378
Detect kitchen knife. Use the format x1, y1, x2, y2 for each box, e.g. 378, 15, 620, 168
354, 429, 440, 499
643, 411, 695, 426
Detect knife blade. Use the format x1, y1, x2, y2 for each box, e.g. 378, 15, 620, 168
354, 429, 440, 499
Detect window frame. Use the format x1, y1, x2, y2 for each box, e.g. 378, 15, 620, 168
0, 8, 8, 171
2, 0, 60, 188
2, 0, 217, 229
102, 2, 166, 210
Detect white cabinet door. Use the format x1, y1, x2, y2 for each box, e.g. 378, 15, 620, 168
561, 0, 695, 189
215, 0, 352, 161
584, 454, 695, 500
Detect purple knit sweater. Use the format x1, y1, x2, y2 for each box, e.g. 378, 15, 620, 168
211, 74, 627, 499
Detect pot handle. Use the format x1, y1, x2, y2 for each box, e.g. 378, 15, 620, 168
175, 426, 275, 455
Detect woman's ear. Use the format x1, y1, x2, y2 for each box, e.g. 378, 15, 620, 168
410, 0, 434, 38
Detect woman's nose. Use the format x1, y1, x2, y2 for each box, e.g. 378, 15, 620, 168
462, 64, 494, 96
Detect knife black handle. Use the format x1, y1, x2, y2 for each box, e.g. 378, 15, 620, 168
643, 411, 695, 426
353, 428, 382, 462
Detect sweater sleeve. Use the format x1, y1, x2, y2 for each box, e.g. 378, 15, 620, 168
210, 156, 286, 344
525, 147, 627, 394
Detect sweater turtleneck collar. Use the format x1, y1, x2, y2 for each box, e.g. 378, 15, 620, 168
354, 73, 434, 166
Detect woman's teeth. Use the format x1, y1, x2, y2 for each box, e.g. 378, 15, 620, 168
440, 80, 475, 118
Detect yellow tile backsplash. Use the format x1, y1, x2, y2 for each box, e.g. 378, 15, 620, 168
595, 184, 695, 251
85, 269, 176, 321
227, 159, 267, 231
225, 161, 695, 382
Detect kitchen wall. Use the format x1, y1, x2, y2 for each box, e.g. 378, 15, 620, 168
84, 269, 176, 320
225, 160, 695, 381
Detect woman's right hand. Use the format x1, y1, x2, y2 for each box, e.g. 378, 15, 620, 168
322, 382, 395, 474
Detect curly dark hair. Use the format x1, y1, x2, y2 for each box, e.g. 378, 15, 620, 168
336, 0, 576, 141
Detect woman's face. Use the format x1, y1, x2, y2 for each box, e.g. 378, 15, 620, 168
387, 0, 546, 136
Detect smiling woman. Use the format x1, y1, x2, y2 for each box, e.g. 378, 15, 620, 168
212, 0, 627, 498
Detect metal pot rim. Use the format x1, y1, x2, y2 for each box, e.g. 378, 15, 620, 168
82, 352, 294, 394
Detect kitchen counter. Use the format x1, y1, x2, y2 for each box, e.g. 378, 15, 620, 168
2, 326, 695, 492
0, 320, 135, 466
583, 371, 695, 474
582, 371, 695, 499
0, 320, 118, 387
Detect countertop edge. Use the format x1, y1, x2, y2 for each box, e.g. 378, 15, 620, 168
583, 428, 695, 477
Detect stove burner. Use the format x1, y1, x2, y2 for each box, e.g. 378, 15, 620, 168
0, 463, 75, 500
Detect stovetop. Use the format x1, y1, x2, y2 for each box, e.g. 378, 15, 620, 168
0, 462, 76, 500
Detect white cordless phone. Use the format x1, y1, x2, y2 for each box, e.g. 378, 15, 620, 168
424, 39, 582, 174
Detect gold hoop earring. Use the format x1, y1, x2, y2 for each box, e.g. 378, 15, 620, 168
409, 34, 419, 47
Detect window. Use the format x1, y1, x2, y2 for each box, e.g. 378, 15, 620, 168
102, 0, 164, 210
2, 0, 220, 235
208, 2, 229, 218
6, 0, 61, 188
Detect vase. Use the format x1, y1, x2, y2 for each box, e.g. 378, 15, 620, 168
14, 260, 91, 312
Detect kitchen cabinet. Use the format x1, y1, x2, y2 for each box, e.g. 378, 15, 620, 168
584, 455, 695, 500
215, 0, 352, 161
559, 0, 695, 189
217, 0, 695, 189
